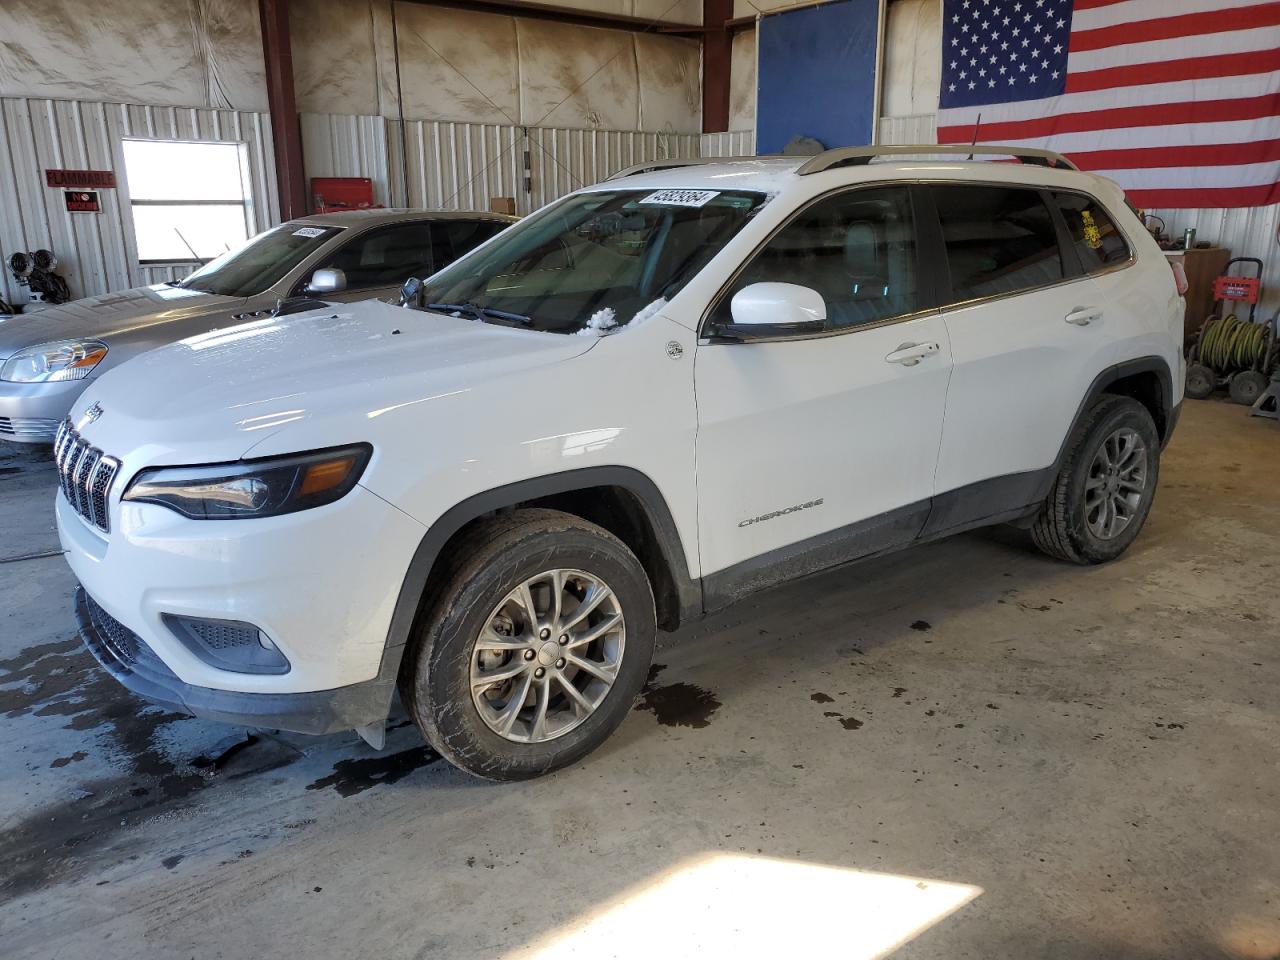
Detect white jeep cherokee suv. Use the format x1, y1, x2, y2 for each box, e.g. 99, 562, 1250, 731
56, 145, 1184, 780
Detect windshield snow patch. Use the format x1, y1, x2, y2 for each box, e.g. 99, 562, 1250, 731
577, 298, 667, 338
630, 298, 667, 325
577, 307, 618, 337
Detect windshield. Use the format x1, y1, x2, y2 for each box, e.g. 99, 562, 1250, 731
176, 224, 342, 298
415, 188, 768, 334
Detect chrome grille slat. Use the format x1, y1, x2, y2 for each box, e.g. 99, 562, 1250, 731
78, 449, 101, 523
55, 418, 117, 534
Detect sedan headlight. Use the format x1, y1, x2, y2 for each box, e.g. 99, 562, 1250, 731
1, 340, 109, 383
122, 444, 372, 520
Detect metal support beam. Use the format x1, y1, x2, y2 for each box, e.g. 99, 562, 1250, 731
702, 0, 734, 133
397, 0, 698, 34
259, 0, 307, 220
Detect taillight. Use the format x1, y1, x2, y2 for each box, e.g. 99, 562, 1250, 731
1169, 260, 1189, 296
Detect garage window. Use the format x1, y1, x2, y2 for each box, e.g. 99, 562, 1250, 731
122, 140, 252, 263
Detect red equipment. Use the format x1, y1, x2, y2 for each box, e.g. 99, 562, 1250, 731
311, 177, 381, 214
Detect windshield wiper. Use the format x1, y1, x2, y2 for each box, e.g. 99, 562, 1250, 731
164, 279, 185, 287
426, 302, 532, 327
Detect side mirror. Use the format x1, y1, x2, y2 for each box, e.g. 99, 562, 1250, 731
399, 276, 424, 308
719, 282, 827, 340
306, 267, 346, 294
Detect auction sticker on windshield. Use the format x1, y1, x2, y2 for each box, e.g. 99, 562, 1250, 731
292, 226, 327, 238
639, 189, 719, 208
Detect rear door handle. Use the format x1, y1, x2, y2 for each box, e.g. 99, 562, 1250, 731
1065, 306, 1103, 326
885, 341, 940, 366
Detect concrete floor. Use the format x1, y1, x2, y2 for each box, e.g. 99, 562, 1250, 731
1, 399, 1277, 959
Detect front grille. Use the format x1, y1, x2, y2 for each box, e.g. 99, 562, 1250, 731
54, 418, 120, 532
0, 416, 59, 440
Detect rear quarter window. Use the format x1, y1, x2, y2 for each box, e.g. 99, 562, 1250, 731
1054, 192, 1132, 273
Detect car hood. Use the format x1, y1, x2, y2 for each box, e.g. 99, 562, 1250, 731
72, 299, 597, 464
0, 284, 239, 358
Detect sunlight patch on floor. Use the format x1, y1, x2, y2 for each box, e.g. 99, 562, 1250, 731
507, 852, 982, 960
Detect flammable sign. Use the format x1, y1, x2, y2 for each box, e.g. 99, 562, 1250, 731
64, 191, 100, 213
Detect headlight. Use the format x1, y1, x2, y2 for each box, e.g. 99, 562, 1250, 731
122, 444, 372, 520
1, 340, 108, 383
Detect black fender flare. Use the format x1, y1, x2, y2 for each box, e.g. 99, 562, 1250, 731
1035, 355, 1177, 502
373, 466, 700, 701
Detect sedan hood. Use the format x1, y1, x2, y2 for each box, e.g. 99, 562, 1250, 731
73, 299, 596, 464
0, 284, 238, 358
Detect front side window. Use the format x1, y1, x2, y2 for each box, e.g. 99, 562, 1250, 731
415, 189, 768, 334
711, 186, 920, 331
176, 224, 342, 298
1054, 192, 1132, 273
122, 140, 252, 262
932, 185, 1064, 303
320, 223, 434, 290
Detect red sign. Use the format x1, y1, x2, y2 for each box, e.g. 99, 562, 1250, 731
46, 169, 116, 189
64, 191, 101, 213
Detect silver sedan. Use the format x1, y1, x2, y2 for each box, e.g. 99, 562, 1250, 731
0, 208, 515, 443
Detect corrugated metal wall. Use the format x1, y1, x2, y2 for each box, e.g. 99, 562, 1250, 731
2, 99, 702, 307
1146, 206, 1280, 320
304, 113, 701, 216
699, 130, 755, 158
0, 97, 278, 306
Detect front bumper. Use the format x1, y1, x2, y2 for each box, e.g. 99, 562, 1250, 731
0, 377, 92, 443
75, 586, 396, 734
58, 475, 427, 698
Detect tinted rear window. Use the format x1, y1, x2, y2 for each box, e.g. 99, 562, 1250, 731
931, 185, 1064, 303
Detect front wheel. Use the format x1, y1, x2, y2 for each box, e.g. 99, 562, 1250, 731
1031, 396, 1161, 564
401, 508, 656, 780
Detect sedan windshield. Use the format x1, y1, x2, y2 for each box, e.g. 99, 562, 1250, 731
416, 189, 768, 334
176, 224, 342, 298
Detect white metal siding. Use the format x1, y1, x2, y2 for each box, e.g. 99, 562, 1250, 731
699, 130, 755, 158
1146, 205, 1280, 320
1, 97, 277, 306
303, 113, 699, 216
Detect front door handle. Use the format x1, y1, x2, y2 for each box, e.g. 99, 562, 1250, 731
1065, 306, 1103, 326
885, 341, 940, 366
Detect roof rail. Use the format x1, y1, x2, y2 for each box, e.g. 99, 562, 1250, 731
795, 144, 1078, 175
606, 156, 778, 180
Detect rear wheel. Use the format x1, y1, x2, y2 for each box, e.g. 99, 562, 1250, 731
1031, 396, 1160, 564
401, 508, 655, 780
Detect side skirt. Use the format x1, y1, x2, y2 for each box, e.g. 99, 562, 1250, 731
702, 501, 929, 613
699, 470, 1053, 613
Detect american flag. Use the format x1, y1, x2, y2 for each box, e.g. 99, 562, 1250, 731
937, 0, 1280, 208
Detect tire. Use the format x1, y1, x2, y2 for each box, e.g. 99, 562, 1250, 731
1228, 369, 1269, 406
401, 508, 656, 780
1184, 362, 1216, 400
1031, 395, 1161, 565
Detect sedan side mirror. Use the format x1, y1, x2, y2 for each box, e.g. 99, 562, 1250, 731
717, 282, 827, 341
306, 267, 346, 294
399, 276, 425, 308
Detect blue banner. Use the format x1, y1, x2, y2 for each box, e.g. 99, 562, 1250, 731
756, 0, 880, 155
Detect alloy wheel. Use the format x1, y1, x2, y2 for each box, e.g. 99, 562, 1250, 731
1084, 427, 1149, 540
470, 569, 625, 743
